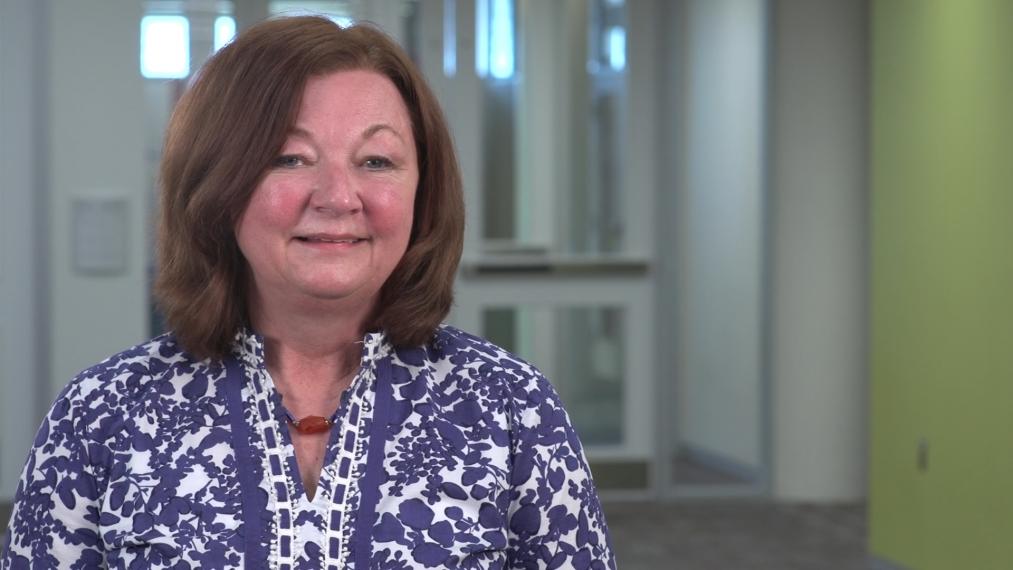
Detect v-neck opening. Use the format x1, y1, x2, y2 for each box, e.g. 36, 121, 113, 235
265, 356, 376, 508
270, 367, 367, 506
229, 327, 388, 568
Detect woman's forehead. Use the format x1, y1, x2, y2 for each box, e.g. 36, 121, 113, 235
289, 70, 414, 141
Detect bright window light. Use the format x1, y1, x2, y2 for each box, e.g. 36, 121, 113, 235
608, 26, 626, 71
214, 16, 237, 52
475, 0, 489, 77
269, 2, 352, 27
443, 0, 457, 77
489, 0, 514, 79
475, 0, 514, 79
140, 15, 190, 79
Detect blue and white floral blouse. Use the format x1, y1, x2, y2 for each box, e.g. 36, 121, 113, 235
2, 326, 616, 569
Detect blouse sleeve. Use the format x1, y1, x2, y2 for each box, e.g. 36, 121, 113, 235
505, 373, 617, 569
2, 384, 108, 569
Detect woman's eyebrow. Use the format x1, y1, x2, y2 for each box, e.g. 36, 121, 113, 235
285, 123, 406, 144
361, 123, 405, 142
286, 126, 313, 140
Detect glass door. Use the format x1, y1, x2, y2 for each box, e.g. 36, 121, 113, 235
348, 0, 770, 499
418, 0, 659, 496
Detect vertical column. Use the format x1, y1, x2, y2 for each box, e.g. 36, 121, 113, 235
448, 0, 484, 260
358, 0, 409, 45
187, 0, 218, 74
515, 0, 567, 250
0, 0, 47, 500
769, 0, 868, 500
673, 0, 767, 485
234, 0, 269, 32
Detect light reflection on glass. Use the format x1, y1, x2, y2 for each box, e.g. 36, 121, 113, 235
214, 16, 236, 52
268, 1, 352, 27
483, 306, 624, 446
140, 15, 190, 79
476, 0, 514, 79
608, 25, 625, 71
443, 0, 457, 77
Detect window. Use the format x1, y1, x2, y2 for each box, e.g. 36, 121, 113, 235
214, 16, 237, 52
269, 1, 353, 27
475, 0, 515, 79
140, 15, 190, 79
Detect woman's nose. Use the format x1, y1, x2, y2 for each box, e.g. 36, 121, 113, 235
310, 160, 362, 214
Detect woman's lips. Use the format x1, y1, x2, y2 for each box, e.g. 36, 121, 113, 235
293, 235, 368, 251
296, 236, 363, 244
295, 231, 367, 243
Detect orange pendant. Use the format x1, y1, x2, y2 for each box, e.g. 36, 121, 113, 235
290, 415, 332, 434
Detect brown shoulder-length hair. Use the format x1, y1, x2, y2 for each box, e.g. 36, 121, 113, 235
156, 16, 464, 360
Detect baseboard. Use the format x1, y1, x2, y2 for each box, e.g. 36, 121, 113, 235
868, 554, 911, 570
1, 500, 10, 539
680, 443, 760, 483
588, 459, 650, 491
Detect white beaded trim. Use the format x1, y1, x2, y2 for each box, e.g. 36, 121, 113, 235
248, 368, 297, 569
239, 330, 387, 570
324, 333, 384, 569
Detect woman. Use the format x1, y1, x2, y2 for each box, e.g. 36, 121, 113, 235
2, 16, 616, 570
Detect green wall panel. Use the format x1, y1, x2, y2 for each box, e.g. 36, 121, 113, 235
871, 1, 1013, 568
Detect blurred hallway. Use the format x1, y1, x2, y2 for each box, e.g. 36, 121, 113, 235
5, 0, 1013, 568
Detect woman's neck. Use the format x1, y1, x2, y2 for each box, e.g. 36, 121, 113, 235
248, 294, 372, 417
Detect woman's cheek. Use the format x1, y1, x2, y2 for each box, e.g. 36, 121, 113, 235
259, 181, 310, 224
367, 189, 415, 228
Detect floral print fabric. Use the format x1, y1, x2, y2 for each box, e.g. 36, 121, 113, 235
2, 326, 616, 569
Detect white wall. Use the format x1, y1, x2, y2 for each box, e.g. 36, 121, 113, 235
47, 1, 149, 396
663, 0, 868, 501
0, 0, 48, 501
769, 0, 868, 501
674, 0, 767, 470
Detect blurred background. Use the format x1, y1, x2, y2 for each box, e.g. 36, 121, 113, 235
1, 0, 1011, 568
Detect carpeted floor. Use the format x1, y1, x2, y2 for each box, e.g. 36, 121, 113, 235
605, 500, 868, 569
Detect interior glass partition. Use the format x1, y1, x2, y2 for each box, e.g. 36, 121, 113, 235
139, 0, 770, 499
444, 0, 658, 494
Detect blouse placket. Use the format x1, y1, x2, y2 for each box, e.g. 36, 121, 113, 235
238, 330, 385, 570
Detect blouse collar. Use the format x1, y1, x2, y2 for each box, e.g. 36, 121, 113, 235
231, 327, 390, 373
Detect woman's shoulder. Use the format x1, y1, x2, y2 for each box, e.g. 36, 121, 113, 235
426, 325, 540, 374
407, 325, 563, 406
63, 332, 199, 392
420, 326, 586, 460
430, 324, 517, 358
52, 333, 215, 436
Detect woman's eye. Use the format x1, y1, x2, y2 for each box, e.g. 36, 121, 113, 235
363, 156, 393, 170
273, 155, 304, 168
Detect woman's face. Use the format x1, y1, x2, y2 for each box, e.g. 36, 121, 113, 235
235, 70, 418, 315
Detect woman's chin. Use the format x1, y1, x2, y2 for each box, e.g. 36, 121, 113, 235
294, 281, 377, 306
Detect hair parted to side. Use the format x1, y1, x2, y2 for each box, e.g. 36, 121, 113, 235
156, 16, 464, 360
